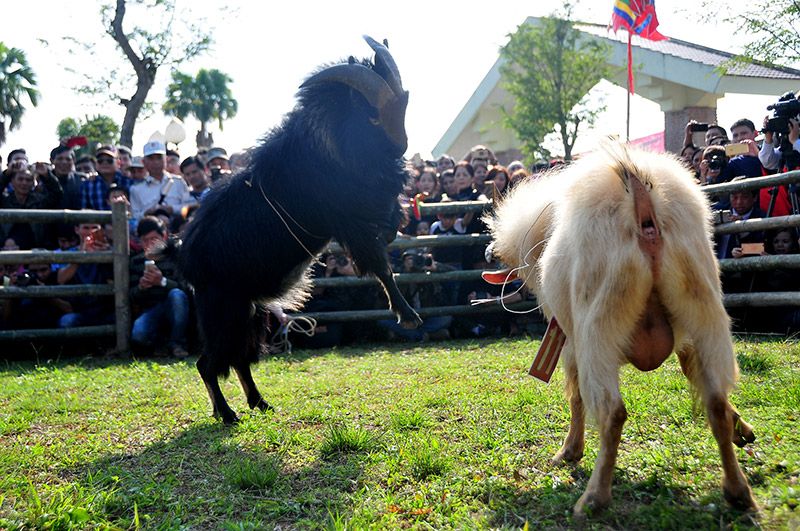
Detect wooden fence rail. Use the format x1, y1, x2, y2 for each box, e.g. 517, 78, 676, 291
0, 203, 129, 349
3, 166, 800, 344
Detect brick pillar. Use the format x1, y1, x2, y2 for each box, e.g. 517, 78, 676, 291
664, 107, 717, 154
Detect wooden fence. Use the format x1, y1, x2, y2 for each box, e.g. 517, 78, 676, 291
1, 169, 800, 346
0, 202, 130, 350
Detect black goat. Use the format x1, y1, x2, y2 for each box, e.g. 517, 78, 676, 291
174, 36, 421, 424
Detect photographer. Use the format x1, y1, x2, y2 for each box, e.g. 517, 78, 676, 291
758, 93, 800, 216
699, 146, 731, 209
205, 147, 232, 184
377, 250, 455, 342
15, 260, 73, 329
725, 118, 764, 179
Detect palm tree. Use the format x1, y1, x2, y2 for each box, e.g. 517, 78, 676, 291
0, 42, 39, 147
163, 68, 238, 148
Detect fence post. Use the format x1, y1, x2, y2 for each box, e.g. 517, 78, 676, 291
112, 201, 130, 353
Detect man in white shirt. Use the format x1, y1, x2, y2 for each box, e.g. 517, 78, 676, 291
129, 140, 192, 225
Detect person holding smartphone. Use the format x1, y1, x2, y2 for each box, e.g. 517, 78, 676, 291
56, 222, 115, 329
128, 216, 190, 359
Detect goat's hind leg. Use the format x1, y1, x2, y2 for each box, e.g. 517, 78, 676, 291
678, 347, 755, 448
552, 348, 585, 465
234, 305, 274, 413
573, 347, 627, 518
235, 362, 273, 413
197, 355, 239, 425
678, 339, 757, 511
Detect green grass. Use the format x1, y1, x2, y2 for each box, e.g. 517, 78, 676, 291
0, 337, 798, 529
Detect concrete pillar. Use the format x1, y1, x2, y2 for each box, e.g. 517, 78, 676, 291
664, 107, 717, 154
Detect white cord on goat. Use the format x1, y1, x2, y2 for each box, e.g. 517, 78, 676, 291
473, 204, 554, 314
268, 316, 318, 355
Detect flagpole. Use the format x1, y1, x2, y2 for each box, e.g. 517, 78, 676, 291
626, 32, 631, 143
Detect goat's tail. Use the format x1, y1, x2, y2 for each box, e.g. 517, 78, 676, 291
485, 168, 566, 288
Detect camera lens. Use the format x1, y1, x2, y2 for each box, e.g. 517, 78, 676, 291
708, 155, 724, 171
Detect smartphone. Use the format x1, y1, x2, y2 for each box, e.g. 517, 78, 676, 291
90, 227, 107, 244
740, 243, 764, 255
689, 123, 709, 132
725, 143, 749, 157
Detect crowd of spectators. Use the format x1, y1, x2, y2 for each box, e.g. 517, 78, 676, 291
4, 112, 800, 351
0, 140, 236, 354
681, 115, 800, 332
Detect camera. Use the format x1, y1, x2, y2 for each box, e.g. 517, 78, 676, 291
707, 154, 726, 171
15, 271, 33, 287
411, 253, 433, 269
713, 210, 733, 224
764, 92, 800, 134
209, 166, 232, 182
764, 91, 800, 171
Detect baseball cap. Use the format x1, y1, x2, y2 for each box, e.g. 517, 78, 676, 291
95, 145, 117, 158
129, 156, 145, 168
206, 147, 229, 161
143, 140, 167, 157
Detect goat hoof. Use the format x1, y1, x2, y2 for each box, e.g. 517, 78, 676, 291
723, 484, 758, 512
551, 447, 583, 466
219, 411, 239, 426
573, 490, 610, 519
733, 414, 756, 447
252, 398, 275, 413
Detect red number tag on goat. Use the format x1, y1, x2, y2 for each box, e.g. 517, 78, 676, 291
529, 317, 566, 383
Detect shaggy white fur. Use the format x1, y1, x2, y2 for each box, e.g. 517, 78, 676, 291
487, 142, 756, 517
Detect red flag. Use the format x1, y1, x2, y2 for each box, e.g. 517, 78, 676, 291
65, 136, 88, 148
611, 0, 668, 93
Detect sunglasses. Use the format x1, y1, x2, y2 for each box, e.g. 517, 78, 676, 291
97, 157, 115, 164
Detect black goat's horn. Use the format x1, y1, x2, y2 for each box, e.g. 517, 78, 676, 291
363, 35, 403, 97
300, 63, 395, 111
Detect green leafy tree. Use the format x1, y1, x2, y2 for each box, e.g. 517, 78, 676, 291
64, 0, 212, 148
0, 42, 39, 147
499, 7, 612, 161
55, 114, 120, 158
56, 117, 81, 141
709, 0, 800, 69
163, 68, 238, 148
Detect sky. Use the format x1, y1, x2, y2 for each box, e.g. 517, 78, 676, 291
1, 0, 782, 163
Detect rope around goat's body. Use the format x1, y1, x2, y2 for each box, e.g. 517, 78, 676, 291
245, 177, 325, 265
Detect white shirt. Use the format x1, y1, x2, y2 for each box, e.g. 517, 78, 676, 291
130, 173, 192, 221
758, 137, 800, 170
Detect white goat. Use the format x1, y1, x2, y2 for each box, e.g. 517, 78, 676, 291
487, 142, 756, 517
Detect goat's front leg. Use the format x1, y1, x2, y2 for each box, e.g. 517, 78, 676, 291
348, 230, 422, 329
374, 265, 422, 329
